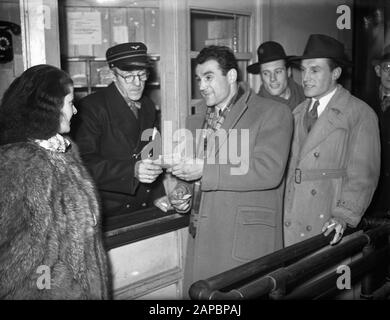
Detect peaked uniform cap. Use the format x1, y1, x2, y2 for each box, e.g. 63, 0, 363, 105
106, 42, 151, 70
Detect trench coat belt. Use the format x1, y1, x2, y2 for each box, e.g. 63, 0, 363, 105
295, 168, 347, 184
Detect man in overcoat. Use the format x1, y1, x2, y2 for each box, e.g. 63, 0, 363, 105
366, 45, 390, 215
169, 46, 293, 295
247, 41, 305, 111
74, 42, 165, 217
284, 34, 381, 246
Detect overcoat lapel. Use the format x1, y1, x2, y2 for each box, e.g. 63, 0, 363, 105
299, 85, 350, 158
294, 99, 311, 150
212, 87, 250, 155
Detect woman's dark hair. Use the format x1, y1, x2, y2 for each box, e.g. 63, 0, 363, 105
195, 45, 241, 81
0, 64, 73, 145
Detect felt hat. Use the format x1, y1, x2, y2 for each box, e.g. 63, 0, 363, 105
289, 34, 352, 67
247, 41, 293, 74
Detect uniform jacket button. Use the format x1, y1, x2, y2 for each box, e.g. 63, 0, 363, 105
141, 202, 147, 207
311, 189, 317, 195
314, 152, 320, 158
146, 189, 151, 193
284, 221, 291, 227
306, 225, 312, 231
126, 203, 131, 208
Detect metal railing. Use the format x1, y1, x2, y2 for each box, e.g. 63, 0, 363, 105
189, 217, 390, 300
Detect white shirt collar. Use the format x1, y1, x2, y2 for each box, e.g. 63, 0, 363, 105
310, 87, 338, 117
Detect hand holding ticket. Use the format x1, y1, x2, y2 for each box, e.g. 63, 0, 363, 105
152, 154, 182, 169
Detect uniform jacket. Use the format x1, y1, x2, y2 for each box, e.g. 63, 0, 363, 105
0, 140, 109, 299
184, 83, 293, 289
284, 85, 381, 246
74, 83, 165, 217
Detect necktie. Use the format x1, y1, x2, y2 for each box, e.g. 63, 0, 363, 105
306, 100, 320, 132
128, 100, 140, 119
381, 95, 390, 113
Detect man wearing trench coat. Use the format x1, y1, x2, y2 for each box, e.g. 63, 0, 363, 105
284, 34, 381, 246
168, 46, 293, 295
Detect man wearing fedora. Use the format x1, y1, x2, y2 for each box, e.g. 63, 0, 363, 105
247, 41, 305, 111
283, 34, 380, 246
367, 45, 390, 215
74, 42, 168, 217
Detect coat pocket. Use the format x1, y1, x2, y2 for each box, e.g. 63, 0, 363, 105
232, 206, 276, 262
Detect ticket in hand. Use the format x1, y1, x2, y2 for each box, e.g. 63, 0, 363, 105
152, 154, 181, 169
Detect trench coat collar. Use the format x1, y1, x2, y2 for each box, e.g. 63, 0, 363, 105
297, 84, 351, 157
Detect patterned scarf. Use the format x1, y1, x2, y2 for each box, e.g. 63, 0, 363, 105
199, 86, 244, 156
34, 133, 71, 153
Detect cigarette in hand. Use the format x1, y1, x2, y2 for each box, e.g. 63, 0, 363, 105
326, 222, 336, 229
152, 127, 158, 140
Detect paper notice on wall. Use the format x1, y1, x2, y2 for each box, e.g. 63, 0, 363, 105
68, 11, 102, 45
113, 26, 129, 44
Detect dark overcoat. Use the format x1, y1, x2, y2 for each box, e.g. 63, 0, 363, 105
74, 83, 165, 217
366, 92, 390, 213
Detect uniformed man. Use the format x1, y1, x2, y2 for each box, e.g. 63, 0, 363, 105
368, 44, 390, 215
74, 42, 166, 217
247, 41, 305, 111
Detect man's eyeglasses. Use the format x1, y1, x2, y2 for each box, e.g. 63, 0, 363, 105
380, 64, 390, 73
114, 71, 149, 83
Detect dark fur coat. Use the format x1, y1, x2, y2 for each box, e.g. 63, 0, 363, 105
0, 140, 110, 299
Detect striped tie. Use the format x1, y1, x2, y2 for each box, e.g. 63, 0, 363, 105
306, 100, 320, 132
381, 95, 390, 113
128, 100, 140, 119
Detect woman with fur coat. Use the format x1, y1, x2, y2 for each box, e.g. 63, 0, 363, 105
0, 65, 110, 299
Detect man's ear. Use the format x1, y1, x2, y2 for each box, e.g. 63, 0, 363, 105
287, 67, 292, 78
227, 68, 237, 84
374, 65, 381, 77
332, 67, 342, 81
